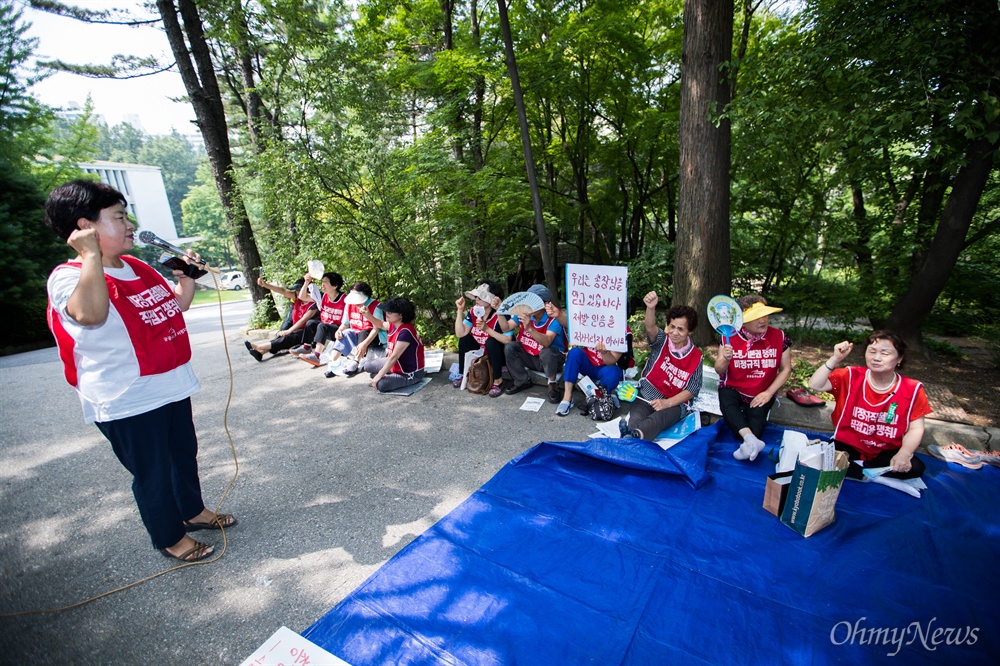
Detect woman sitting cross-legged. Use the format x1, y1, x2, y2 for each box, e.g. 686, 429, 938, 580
357, 297, 426, 392
808, 331, 931, 480
620, 292, 703, 440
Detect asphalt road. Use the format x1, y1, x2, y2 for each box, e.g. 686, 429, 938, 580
0, 300, 599, 664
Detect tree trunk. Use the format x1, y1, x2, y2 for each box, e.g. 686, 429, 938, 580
156, 0, 274, 315
497, 0, 558, 298
673, 0, 733, 346
886, 118, 1000, 348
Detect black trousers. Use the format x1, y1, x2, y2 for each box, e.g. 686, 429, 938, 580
718, 386, 775, 439
95, 399, 206, 549
834, 441, 926, 480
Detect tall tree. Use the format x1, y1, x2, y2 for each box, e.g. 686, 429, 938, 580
154, 0, 274, 313
497, 0, 558, 297
673, 0, 733, 345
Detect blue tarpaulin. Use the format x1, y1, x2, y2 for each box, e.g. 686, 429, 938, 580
305, 421, 999, 664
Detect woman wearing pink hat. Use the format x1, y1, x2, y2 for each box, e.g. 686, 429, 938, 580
714, 294, 792, 461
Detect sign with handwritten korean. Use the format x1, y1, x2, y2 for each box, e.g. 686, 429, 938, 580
240, 626, 351, 666
565, 263, 628, 353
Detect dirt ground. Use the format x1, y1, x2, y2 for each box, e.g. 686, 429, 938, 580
790, 337, 1000, 428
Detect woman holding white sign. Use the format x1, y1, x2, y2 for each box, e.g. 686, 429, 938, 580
620, 292, 703, 440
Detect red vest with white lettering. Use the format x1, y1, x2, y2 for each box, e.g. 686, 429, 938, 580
387, 322, 425, 374
469, 310, 500, 349
721, 326, 784, 397
833, 367, 922, 459
318, 293, 345, 325
516, 314, 556, 357
47, 255, 191, 392
642, 340, 703, 398
347, 299, 379, 332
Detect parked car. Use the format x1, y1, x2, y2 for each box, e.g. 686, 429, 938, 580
220, 271, 246, 290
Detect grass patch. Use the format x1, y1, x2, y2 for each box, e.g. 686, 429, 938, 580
191, 289, 251, 306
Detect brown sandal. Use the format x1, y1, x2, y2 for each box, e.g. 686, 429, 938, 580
183, 513, 238, 532
160, 540, 214, 562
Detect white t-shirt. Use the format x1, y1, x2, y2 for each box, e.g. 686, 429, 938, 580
47, 262, 200, 424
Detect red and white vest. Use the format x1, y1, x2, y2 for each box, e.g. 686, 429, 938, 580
47, 255, 191, 400
387, 322, 425, 374
347, 298, 380, 332
318, 292, 346, 325
833, 367, 923, 459
516, 314, 556, 357
643, 340, 703, 398
469, 310, 500, 349
721, 327, 784, 397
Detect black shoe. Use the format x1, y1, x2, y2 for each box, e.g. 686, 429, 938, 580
505, 380, 532, 395
324, 370, 336, 378
245, 340, 263, 362
547, 382, 562, 403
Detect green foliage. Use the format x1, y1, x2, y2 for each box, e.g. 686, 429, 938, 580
181, 162, 235, 268
771, 274, 867, 330
247, 297, 277, 330
923, 338, 964, 359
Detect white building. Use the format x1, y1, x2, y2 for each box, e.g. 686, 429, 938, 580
79, 160, 187, 244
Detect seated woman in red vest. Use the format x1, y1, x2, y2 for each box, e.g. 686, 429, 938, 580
289, 271, 347, 366
808, 331, 931, 479
245, 276, 317, 360
620, 293, 703, 439
44, 180, 235, 564
453, 281, 512, 397
357, 297, 425, 392
715, 294, 792, 462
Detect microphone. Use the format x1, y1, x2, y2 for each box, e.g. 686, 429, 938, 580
138, 230, 206, 265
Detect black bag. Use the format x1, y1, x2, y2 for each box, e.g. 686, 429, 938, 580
586, 383, 617, 422
466, 355, 492, 395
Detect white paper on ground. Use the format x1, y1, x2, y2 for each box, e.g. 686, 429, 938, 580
519, 397, 545, 412
591, 416, 624, 439
240, 626, 350, 666
424, 348, 444, 373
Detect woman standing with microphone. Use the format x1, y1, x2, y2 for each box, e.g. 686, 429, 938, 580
45, 180, 236, 563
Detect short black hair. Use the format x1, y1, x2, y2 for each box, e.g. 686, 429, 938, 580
667, 304, 699, 332
45, 180, 128, 241
350, 281, 373, 298
381, 297, 416, 323
322, 272, 344, 290
866, 330, 907, 369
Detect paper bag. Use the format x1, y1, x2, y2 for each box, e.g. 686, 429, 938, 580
763, 472, 793, 517
779, 450, 849, 537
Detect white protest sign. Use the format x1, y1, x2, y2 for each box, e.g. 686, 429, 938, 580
240, 626, 351, 666
565, 263, 628, 353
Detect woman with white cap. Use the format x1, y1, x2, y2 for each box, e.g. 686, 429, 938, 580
714, 294, 792, 461
454, 280, 512, 396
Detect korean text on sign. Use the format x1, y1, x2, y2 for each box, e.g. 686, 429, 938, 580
565, 263, 628, 353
